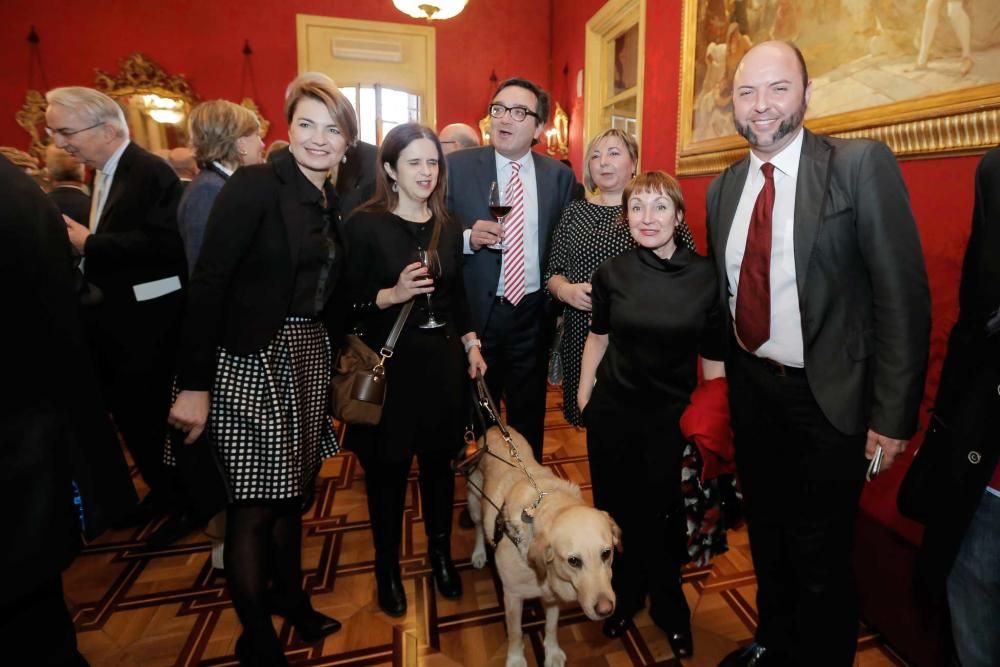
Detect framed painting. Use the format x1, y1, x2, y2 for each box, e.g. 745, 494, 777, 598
676, 0, 1000, 175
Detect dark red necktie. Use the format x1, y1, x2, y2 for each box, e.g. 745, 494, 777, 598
735, 162, 775, 352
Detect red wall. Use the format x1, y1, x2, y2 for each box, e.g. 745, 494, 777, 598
0, 0, 551, 149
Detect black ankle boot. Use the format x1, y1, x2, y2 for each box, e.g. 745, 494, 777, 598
427, 535, 462, 599
235, 631, 289, 667
375, 561, 407, 617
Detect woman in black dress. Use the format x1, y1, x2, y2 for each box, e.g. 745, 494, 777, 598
168, 74, 356, 666
545, 130, 696, 426
577, 172, 725, 659
341, 123, 486, 617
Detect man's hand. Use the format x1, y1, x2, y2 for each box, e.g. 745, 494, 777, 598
469, 219, 503, 251
559, 282, 593, 312
63, 214, 90, 254
865, 429, 909, 471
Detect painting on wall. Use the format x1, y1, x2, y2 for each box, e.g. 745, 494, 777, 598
677, 0, 1000, 175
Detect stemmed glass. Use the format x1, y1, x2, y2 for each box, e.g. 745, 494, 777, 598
488, 181, 511, 252
412, 249, 445, 329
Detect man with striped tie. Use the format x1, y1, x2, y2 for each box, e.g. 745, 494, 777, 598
446, 77, 576, 460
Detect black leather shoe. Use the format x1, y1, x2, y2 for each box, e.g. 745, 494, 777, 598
718, 643, 772, 667
145, 512, 199, 549
375, 563, 407, 617
427, 541, 463, 599
602, 614, 631, 638
235, 632, 289, 667
267, 592, 342, 643
665, 628, 693, 658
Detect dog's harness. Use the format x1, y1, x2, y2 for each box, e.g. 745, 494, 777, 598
455, 371, 548, 549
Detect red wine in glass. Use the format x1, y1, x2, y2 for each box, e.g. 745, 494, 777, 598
488, 181, 508, 251
413, 249, 445, 329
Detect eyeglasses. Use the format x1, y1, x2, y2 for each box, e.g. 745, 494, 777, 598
488, 103, 539, 123
45, 122, 105, 139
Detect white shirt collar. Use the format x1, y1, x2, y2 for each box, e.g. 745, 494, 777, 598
495, 148, 533, 173
212, 160, 234, 177
748, 127, 803, 179
98, 139, 130, 180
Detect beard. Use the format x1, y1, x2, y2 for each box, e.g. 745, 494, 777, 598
734, 100, 807, 149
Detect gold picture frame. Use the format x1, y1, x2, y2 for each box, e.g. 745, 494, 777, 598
676, 0, 1000, 176
17, 53, 270, 159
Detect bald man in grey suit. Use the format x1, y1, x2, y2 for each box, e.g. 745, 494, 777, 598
709, 42, 930, 667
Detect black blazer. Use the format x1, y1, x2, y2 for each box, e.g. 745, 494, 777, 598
445, 146, 575, 332
176, 150, 344, 391
706, 130, 931, 438
48, 184, 90, 225
83, 142, 186, 364
916, 146, 1000, 586
337, 140, 378, 223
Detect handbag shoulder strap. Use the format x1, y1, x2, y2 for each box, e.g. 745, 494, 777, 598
380, 300, 413, 359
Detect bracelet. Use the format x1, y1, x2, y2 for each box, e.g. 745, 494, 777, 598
464, 338, 482, 354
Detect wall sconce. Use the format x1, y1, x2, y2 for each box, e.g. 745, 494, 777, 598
545, 102, 569, 159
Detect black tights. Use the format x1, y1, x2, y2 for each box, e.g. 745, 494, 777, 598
224, 499, 305, 640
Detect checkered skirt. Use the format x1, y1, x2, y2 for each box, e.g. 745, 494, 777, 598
166, 317, 339, 501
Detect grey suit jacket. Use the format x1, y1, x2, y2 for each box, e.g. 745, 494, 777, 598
445, 146, 575, 333
706, 129, 931, 439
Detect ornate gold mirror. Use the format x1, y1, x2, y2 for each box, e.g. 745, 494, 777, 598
17, 53, 269, 159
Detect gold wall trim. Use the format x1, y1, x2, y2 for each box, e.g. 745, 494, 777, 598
677, 108, 1000, 177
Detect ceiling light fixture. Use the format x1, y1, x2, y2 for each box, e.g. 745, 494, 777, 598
392, 0, 468, 21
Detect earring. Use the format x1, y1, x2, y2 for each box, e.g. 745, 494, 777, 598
341, 154, 347, 164
391, 181, 398, 193
240, 149, 248, 156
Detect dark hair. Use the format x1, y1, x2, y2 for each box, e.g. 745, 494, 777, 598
356, 123, 451, 224
622, 171, 686, 222
492, 77, 550, 125
785, 41, 810, 89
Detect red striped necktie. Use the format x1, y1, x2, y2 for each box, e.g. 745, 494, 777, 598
503, 161, 526, 306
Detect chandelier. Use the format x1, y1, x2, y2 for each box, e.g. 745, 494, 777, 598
392, 0, 468, 21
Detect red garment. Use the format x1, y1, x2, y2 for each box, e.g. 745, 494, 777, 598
680, 377, 735, 482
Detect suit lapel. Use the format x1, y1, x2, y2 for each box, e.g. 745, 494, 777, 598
477, 147, 498, 211
96, 143, 134, 232
713, 157, 749, 266
532, 153, 554, 244
792, 130, 833, 302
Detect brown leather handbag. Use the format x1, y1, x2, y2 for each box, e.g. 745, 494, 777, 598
330, 300, 413, 425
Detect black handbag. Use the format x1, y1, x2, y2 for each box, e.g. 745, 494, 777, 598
171, 426, 232, 522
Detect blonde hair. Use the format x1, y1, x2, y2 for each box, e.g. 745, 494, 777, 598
45, 86, 129, 138
283, 72, 358, 145
188, 100, 259, 166
583, 129, 638, 193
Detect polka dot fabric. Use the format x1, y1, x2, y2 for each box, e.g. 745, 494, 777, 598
166, 317, 339, 501
544, 200, 697, 426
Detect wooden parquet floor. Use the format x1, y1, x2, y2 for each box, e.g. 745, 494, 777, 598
65, 387, 910, 666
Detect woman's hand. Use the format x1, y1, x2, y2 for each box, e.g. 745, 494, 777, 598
381, 262, 434, 307
167, 390, 211, 445
576, 390, 589, 416
559, 282, 593, 311
467, 346, 487, 379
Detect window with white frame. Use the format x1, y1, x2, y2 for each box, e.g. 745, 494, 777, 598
339, 84, 421, 145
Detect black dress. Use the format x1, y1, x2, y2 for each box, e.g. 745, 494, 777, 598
583, 245, 724, 629
340, 211, 473, 463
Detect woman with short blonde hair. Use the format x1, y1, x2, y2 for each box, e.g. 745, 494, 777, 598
177, 100, 264, 269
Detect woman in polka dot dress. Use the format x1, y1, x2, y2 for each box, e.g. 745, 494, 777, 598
545, 129, 695, 426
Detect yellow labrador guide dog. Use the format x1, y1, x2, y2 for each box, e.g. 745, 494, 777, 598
467, 426, 621, 667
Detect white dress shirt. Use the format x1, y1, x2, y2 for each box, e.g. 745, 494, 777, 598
462, 149, 542, 297
725, 129, 804, 367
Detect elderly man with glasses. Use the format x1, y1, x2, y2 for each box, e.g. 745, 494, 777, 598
45, 87, 188, 538
445, 77, 576, 461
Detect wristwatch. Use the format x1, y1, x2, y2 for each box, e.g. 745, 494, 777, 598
464, 338, 482, 354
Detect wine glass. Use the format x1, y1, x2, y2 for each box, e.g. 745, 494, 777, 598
488, 181, 511, 252
413, 249, 445, 329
